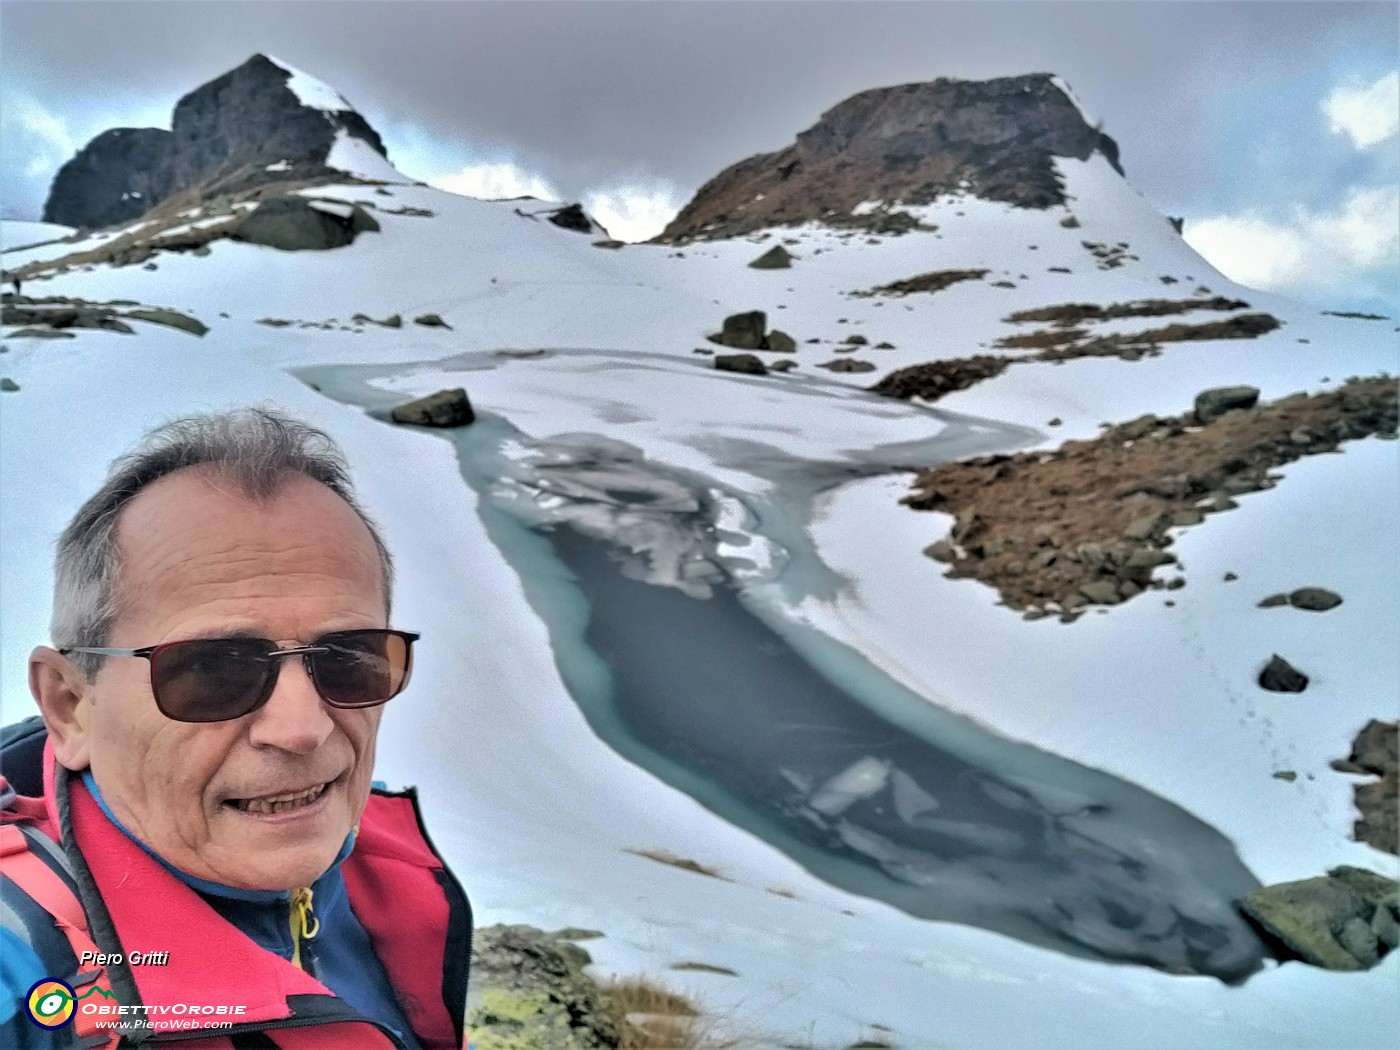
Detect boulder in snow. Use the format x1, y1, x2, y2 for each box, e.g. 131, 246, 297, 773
715, 353, 767, 375
1288, 587, 1342, 611
1259, 653, 1308, 693
234, 195, 378, 251
1194, 385, 1260, 424
711, 310, 767, 350
391, 388, 475, 428
748, 245, 793, 269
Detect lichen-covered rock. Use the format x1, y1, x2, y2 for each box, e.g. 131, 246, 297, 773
467, 925, 622, 1050
1241, 868, 1399, 970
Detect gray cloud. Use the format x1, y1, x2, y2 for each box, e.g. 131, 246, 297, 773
2, 1, 1394, 236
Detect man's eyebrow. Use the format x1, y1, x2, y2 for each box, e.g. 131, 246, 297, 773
176, 626, 269, 641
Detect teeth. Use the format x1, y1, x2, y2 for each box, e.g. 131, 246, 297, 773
235, 783, 327, 815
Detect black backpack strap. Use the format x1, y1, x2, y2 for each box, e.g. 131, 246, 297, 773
0, 716, 48, 798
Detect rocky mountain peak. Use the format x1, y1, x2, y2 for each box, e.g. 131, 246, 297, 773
43, 54, 394, 229
657, 73, 1124, 243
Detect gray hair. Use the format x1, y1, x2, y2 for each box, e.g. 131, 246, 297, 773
52, 407, 395, 680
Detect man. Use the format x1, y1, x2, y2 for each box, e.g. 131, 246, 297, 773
1, 408, 471, 1048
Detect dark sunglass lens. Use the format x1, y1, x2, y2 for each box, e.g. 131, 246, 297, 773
310, 631, 410, 707
151, 638, 276, 722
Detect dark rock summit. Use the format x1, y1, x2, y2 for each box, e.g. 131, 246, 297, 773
658, 74, 1123, 243
40, 128, 176, 230
44, 54, 393, 229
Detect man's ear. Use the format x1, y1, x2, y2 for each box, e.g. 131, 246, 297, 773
29, 646, 93, 770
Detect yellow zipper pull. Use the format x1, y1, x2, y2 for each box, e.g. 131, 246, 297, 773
288, 886, 320, 970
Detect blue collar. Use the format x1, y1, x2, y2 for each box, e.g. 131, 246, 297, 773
80, 770, 356, 901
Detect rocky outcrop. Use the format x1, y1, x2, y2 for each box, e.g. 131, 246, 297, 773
1332, 720, 1398, 854
657, 74, 1123, 243
41, 128, 175, 230
873, 355, 1011, 401
546, 203, 594, 233
44, 54, 394, 229
900, 378, 1398, 619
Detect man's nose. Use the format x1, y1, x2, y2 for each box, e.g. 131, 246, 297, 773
246, 654, 335, 754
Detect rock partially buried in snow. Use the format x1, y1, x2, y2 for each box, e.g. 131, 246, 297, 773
413, 313, 451, 328
1288, 587, 1342, 611
1241, 867, 1399, 971
1194, 385, 1260, 424
0, 378, 18, 392
234, 195, 379, 251
1259, 653, 1308, 693
748, 245, 793, 269
546, 202, 593, 233
715, 353, 767, 375
390, 388, 475, 427
819, 358, 877, 373
124, 308, 208, 336
763, 329, 797, 353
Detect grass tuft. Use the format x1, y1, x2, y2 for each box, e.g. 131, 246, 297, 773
627, 848, 730, 880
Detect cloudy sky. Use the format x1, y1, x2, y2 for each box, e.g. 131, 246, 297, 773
3, 1, 1396, 312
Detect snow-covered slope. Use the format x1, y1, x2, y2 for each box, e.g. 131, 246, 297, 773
1, 155, 1395, 1048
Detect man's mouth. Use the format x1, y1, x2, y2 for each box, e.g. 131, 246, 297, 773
226, 781, 332, 815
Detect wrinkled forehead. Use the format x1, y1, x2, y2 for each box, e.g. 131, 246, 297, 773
110, 466, 387, 621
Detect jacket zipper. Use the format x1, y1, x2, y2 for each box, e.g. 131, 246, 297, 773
288, 885, 320, 974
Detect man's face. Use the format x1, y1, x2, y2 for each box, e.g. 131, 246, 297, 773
72, 468, 389, 891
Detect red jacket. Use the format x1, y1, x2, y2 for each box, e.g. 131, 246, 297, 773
3, 743, 471, 1048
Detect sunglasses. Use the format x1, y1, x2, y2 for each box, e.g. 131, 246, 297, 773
60, 629, 420, 724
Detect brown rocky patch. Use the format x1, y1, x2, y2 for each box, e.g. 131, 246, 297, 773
850, 269, 989, 298
901, 378, 1397, 619
999, 312, 1283, 362
871, 356, 1011, 400
1006, 296, 1251, 327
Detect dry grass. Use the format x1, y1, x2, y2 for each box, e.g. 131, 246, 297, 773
606, 976, 743, 1050
627, 848, 730, 880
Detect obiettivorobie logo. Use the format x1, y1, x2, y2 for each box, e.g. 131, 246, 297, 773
24, 979, 116, 1029
24, 978, 241, 1033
